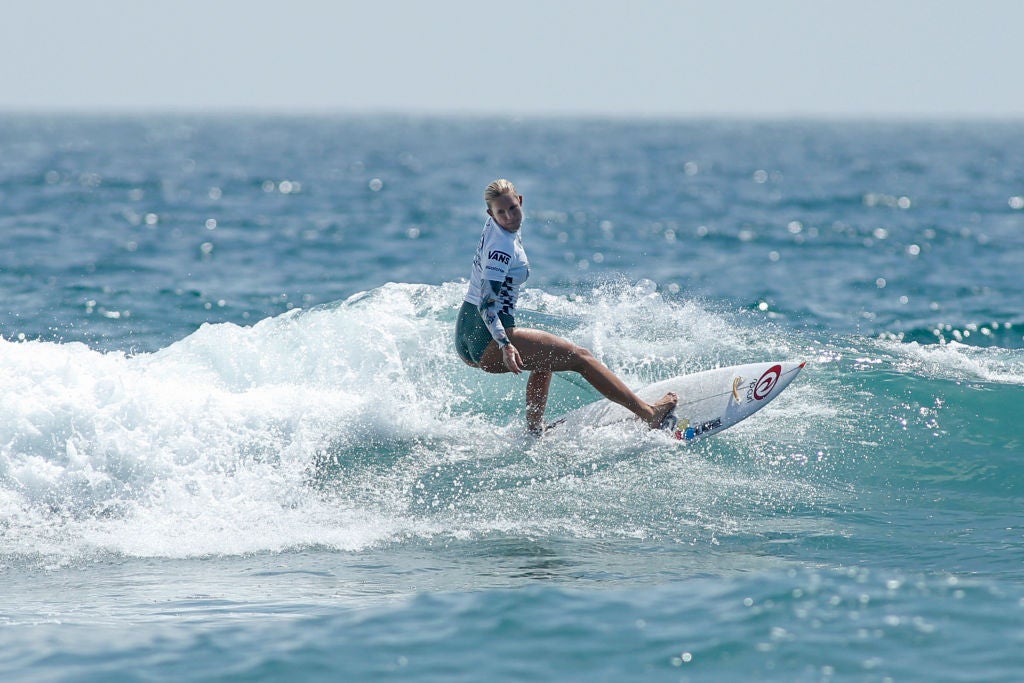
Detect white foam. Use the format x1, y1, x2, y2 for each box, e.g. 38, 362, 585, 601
0, 282, 816, 562
880, 338, 1024, 385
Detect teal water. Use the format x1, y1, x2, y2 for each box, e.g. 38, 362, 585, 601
1, 116, 1023, 681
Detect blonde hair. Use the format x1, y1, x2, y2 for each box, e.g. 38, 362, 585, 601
484, 179, 518, 209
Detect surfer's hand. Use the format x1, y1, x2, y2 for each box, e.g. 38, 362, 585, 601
502, 344, 523, 374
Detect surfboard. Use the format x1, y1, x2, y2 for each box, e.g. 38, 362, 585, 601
551, 361, 806, 441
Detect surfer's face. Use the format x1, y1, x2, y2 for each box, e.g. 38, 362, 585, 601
487, 193, 524, 232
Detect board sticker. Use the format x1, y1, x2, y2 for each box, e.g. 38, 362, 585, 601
752, 364, 782, 401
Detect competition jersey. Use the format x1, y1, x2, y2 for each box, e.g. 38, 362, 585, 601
463, 217, 530, 346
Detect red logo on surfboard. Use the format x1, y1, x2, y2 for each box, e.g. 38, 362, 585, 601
753, 364, 782, 401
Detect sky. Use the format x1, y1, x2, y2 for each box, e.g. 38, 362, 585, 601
1, 0, 1022, 118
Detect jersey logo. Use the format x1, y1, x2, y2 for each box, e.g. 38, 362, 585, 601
488, 250, 511, 265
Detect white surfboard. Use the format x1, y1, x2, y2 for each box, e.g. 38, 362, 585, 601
552, 361, 806, 441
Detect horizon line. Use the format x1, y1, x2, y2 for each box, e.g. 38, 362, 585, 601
1, 104, 1023, 124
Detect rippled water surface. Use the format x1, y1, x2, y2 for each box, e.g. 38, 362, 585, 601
2, 115, 1023, 682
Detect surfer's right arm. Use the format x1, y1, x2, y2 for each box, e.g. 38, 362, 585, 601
477, 279, 510, 348
478, 280, 523, 373
471, 215, 525, 373
473, 222, 524, 372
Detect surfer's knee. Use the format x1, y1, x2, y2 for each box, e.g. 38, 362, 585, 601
570, 344, 598, 369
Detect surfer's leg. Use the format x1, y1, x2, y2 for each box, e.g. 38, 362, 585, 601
478, 339, 510, 374
525, 370, 552, 434
507, 327, 677, 428
478, 341, 555, 432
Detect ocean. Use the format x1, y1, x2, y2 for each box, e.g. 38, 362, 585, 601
1, 114, 1023, 682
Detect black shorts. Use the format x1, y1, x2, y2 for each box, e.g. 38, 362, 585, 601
454, 301, 514, 365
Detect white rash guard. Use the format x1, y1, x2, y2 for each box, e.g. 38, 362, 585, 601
463, 217, 530, 348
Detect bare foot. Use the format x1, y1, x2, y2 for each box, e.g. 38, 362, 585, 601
645, 392, 678, 429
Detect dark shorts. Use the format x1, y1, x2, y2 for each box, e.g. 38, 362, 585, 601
454, 300, 514, 365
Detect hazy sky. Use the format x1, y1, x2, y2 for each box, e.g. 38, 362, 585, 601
1, 0, 1022, 118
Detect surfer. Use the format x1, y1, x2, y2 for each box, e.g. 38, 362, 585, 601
455, 178, 678, 434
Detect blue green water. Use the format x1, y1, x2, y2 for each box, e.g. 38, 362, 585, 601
2, 115, 1023, 681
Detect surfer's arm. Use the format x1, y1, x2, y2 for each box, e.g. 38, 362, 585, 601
478, 280, 524, 373
474, 227, 523, 371
477, 279, 511, 348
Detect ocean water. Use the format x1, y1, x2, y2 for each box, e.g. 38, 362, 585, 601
1, 114, 1023, 682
